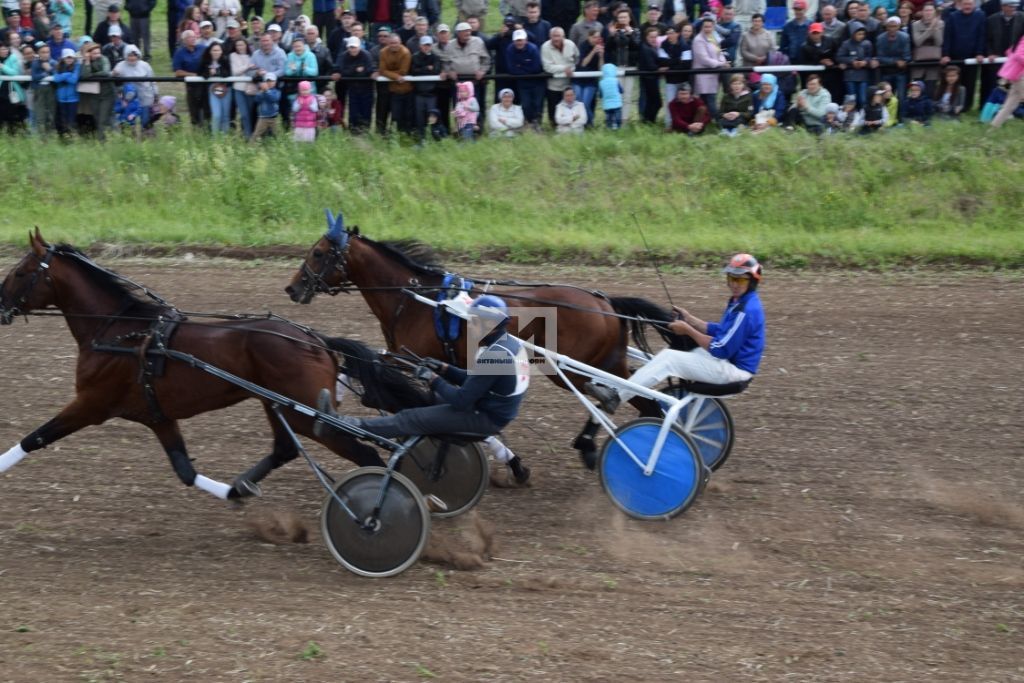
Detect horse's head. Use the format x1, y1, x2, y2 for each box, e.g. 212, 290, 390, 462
0, 228, 57, 325
285, 209, 358, 304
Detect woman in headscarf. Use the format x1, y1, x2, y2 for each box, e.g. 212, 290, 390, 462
112, 44, 157, 126
750, 72, 786, 131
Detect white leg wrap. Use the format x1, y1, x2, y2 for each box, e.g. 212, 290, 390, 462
0, 444, 28, 473
335, 373, 350, 404
483, 436, 515, 464
194, 474, 232, 500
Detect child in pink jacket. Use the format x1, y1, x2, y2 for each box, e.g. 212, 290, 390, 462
292, 80, 319, 142
453, 81, 480, 140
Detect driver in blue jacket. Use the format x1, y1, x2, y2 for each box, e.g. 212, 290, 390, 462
315, 294, 532, 481
588, 253, 766, 412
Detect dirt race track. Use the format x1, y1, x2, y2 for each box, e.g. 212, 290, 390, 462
0, 257, 1021, 683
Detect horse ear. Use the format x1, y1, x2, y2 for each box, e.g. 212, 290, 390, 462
30, 227, 47, 256
352, 225, 360, 236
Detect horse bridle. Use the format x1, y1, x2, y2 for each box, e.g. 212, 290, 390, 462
0, 245, 54, 325
299, 233, 352, 301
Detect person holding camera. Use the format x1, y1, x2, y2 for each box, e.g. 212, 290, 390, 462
605, 7, 639, 119
250, 70, 281, 138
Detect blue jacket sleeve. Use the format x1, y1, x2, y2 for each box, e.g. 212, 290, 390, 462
431, 373, 498, 412
708, 311, 752, 362
439, 364, 468, 386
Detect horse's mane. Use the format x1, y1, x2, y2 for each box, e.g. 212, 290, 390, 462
361, 236, 446, 276
54, 244, 172, 318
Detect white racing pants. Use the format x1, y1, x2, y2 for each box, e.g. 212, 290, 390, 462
618, 347, 753, 403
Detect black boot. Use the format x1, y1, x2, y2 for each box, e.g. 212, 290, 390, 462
313, 388, 362, 438
573, 434, 598, 470
582, 381, 620, 414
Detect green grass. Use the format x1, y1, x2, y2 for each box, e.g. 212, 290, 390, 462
3, 123, 1023, 266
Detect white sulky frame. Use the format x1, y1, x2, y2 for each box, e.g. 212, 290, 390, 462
404, 291, 702, 476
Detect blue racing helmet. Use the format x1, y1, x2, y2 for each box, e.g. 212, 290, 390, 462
468, 294, 510, 324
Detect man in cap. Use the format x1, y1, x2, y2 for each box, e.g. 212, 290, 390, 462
196, 19, 217, 49
433, 23, 456, 128
506, 27, 543, 128
304, 24, 332, 70
982, 0, 1024, 105
101, 24, 127, 66
124, 0, 157, 60
445, 20, 491, 117
875, 15, 910, 113
326, 8, 354, 53
269, 0, 289, 35
222, 18, 244, 49
331, 34, 374, 131
779, 0, 811, 63
94, 3, 134, 46
585, 254, 766, 414
410, 34, 443, 139
265, 19, 284, 47
404, 14, 429, 52
639, 3, 667, 35
799, 21, 841, 97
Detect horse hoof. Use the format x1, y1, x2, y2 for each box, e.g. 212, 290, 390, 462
508, 457, 531, 485
232, 478, 263, 499
573, 437, 597, 471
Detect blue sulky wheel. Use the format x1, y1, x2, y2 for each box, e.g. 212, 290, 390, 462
598, 418, 706, 520
395, 437, 489, 519
661, 387, 735, 472
320, 467, 430, 578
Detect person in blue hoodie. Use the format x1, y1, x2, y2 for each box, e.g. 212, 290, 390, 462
599, 61, 623, 128
51, 47, 80, 135
506, 28, 545, 127
115, 82, 143, 129
903, 79, 934, 124
586, 253, 767, 413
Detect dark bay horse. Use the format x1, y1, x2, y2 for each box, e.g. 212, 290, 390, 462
284, 212, 675, 463
0, 230, 425, 500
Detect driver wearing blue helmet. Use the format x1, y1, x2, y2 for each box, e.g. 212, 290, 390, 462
315, 294, 532, 480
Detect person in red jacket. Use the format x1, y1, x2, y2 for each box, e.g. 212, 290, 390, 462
667, 83, 709, 134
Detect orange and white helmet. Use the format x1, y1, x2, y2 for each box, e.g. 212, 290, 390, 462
722, 253, 763, 281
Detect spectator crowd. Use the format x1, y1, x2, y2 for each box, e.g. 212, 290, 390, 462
1, 0, 1023, 139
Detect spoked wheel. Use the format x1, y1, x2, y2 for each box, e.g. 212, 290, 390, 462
394, 437, 489, 518
599, 418, 706, 520
661, 386, 735, 471
320, 467, 430, 578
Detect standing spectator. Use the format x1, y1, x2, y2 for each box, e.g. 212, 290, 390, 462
718, 73, 752, 135
779, 0, 811, 62
606, 7, 639, 118
570, 1, 605, 47
487, 86, 525, 134
100, 24, 126, 67
112, 44, 156, 125
658, 24, 688, 126
872, 5, 890, 24
941, 0, 986, 110
229, 37, 257, 136
485, 18, 515, 102
544, 0, 580, 34
0, 42, 28, 133
716, 6, 742, 65
667, 83, 710, 134
199, 40, 231, 134
369, 25, 392, 136
896, 1, 913, 30
801, 22, 840, 98
285, 35, 319, 103
168, 0, 192, 56
31, 0, 51, 38
838, 21, 873, 106
177, 6, 202, 42
252, 30, 286, 79
78, 42, 115, 138
523, 2, 551, 44
732, 0, 765, 29
934, 63, 966, 116
692, 15, 729, 117
506, 27, 544, 128
30, 43, 57, 134
211, 0, 241, 34
365, 0, 400, 33
452, 78, 480, 137
52, 47, 79, 134
47, 25, 76, 65
403, 15, 428, 51
410, 34, 442, 140
173, 29, 208, 127
638, 26, 663, 122
326, 9, 354, 53
875, 15, 911, 111
433, 23, 454, 124
820, 4, 846, 42
312, 0, 335, 35
982, 0, 1024, 105
639, 4, 666, 36
196, 19, 218, 48
541, 26, 579, 124
125, 0, 156, 59
740, 13, 774, 70
793, 72, 832, 130
574, 26, 603, 126
457, 0, 489, 27
379, 31, 413, 134
903, 78, 934, 121
853, 2, 881, 40
991, 22, 1024, 127
333, 35, 373, 131
251, 70, 281, 137
94, 4, 133, 45
52, 0, 74, 36
290, 79, 318, 139
911, 2, 944, 95
444, 21, 487, 111
554, 84, 587, 130
598, 61, 623, 127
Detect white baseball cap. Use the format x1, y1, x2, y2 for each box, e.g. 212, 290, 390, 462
199, 20, 213, 28
436, 23, 450, 32
512, 29, 527, 40
267, 23, 282, 32
345, 36, 361, 48
454, 21, 471, 32
420, 35, 434, 45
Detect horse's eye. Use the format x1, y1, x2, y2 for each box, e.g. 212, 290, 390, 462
313, 250, 323, 258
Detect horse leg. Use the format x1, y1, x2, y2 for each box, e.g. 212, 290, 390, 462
229, 403, 304, 496
0, 397, 107, 473
148, 421, 238, 500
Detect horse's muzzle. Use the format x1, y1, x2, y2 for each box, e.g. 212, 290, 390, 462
284, 283, 314, 305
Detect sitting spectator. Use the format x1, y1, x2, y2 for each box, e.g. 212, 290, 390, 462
554, 85, 587, 132
488, 87, 525, 136
934, 64, 966, 119
148, 94, 179, 130
115, 82, 143, 131
427, 107, 449, 140
903, 80, 934, 124
717, 73, 752, 136
878, 80, 899, 126
599, 62, 623, 129
794, 74, 832, 132
750, 73, 786, 132
861, 86, 888, 133
453, 80, 480, 139
838, 93, 862, 130
822, 102, 843, 133
251, 71, 281, 139
291, 79, 318, 141
838, 21, 874, 108
667, 83, 710, 135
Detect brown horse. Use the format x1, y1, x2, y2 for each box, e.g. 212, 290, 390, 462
283, 212, 675, 464
0, 230, 425, 499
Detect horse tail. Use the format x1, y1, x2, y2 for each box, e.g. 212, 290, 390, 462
318, 335, 433, 412
609, 296, 676, 352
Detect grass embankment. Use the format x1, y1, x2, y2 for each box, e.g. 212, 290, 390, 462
3, 124, 1023, 266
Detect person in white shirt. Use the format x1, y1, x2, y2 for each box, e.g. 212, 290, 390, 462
554, 85, 587, 131
488, 86, 525, 135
